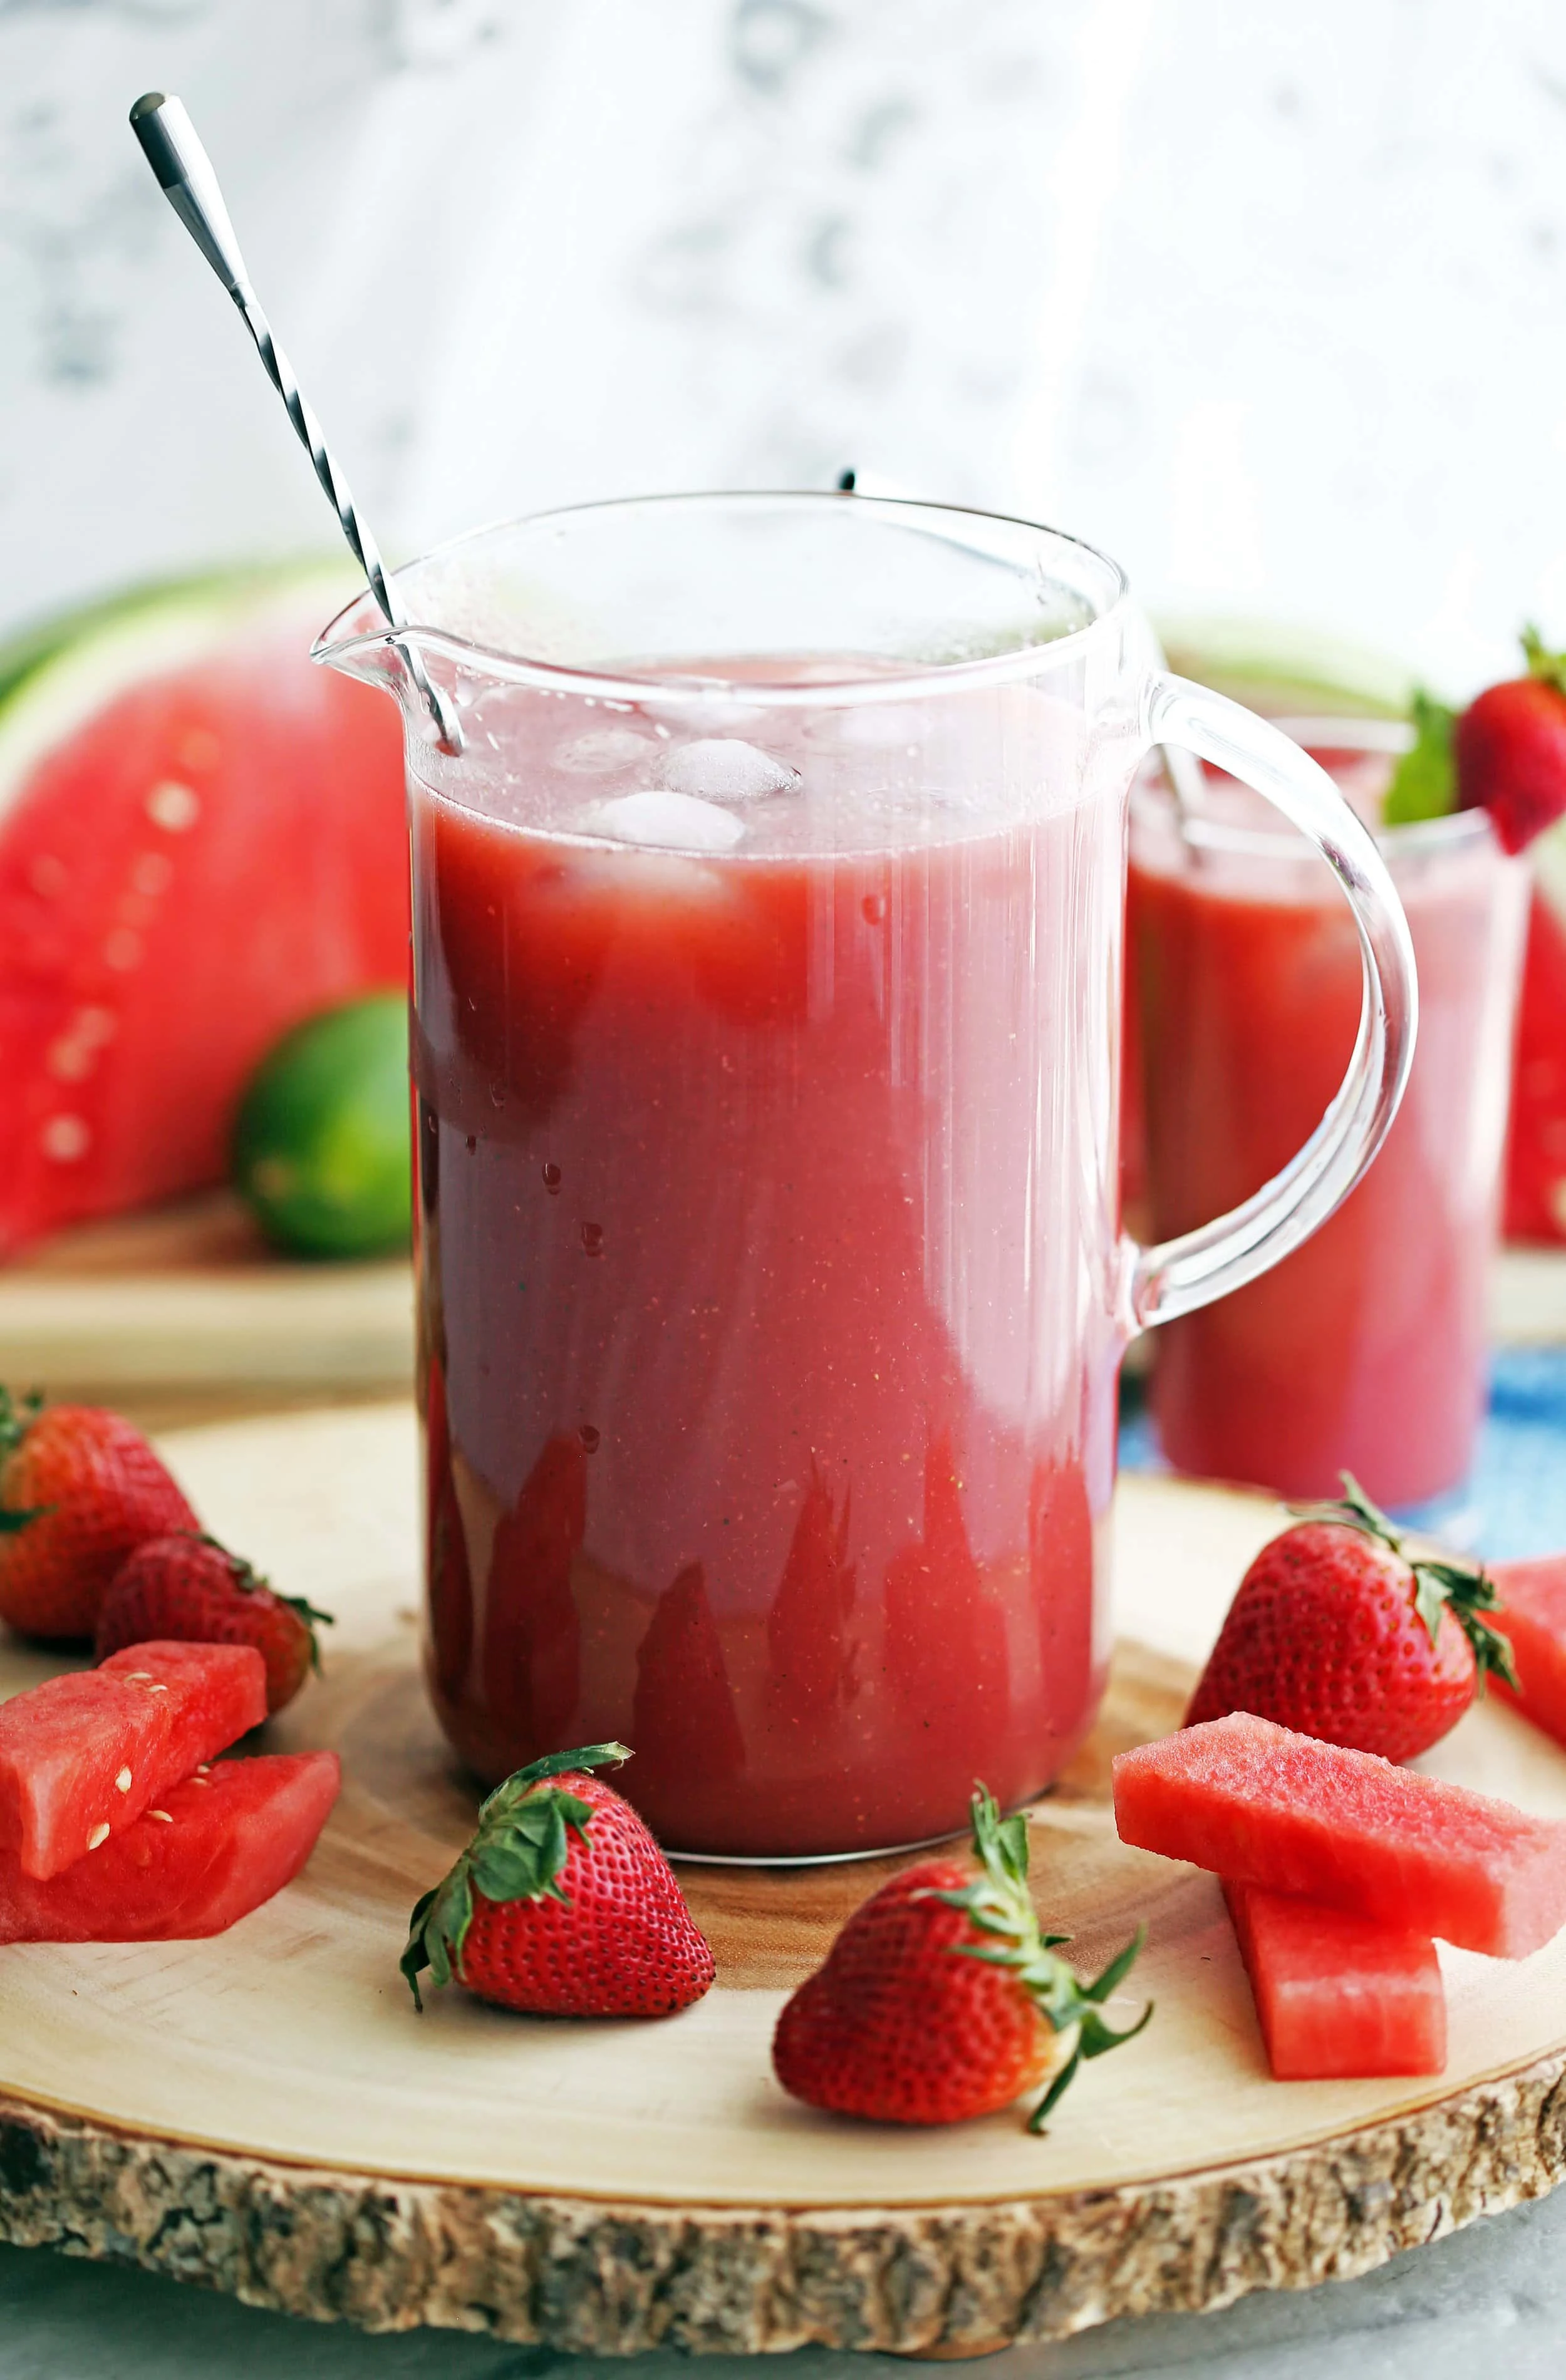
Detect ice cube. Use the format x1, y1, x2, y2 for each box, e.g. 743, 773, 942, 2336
552, 728, 655, 774
589, 790, 747, 851
655, 738, 801, 801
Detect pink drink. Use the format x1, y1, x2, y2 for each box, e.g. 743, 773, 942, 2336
413, 677, 1124, 1857
1129, 757, 1527, 1511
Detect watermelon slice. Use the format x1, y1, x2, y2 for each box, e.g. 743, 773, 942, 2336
1488, 1555, 1566, 1746
1222, 1879, 1446, 2079
0, 569, 407, 1255
0, 1640, 266, 1879
1112, 1713, 1566, 1957
0, 1749, 340, 1942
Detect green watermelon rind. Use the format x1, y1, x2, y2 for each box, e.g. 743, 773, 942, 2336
1153, 614, 1420, 722
0, 561, 358, 825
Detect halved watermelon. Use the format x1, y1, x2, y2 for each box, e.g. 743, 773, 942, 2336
1223, 1879, 1446, 2079
1113, 1713, 1566, 1958
0, 1639, 266, 1879
0, 567, 408, 1255
0, 1748, 340, 1942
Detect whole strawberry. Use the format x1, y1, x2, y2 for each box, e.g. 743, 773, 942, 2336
1456, 628, 1566, 854
401, 1744, 715, 2018
1185, 1474, 1514, 1762
96, 1534, 332, 1715
772, 1787, 1148, 2130
0, 1389, 198, 1642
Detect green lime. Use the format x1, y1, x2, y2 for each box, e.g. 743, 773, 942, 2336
232, 993, 412, 1259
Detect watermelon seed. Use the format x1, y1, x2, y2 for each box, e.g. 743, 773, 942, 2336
86, 1824, 110, 1850
148, 1811, 173, 1824
115, 1768, 133, 1793
40, 1115, 90, 1162
145, 781, 200, 832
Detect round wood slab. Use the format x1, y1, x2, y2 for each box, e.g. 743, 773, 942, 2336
4, 1405, 1566, 2356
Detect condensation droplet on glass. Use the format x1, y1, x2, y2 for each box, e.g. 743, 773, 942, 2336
862, 892, 888, 925
581, 1221, 604, 1257
488, 1082, 506, 1108
465, 1134, 477, 1155
579, 1424, 601, 1454
542, 1162, 563, 1194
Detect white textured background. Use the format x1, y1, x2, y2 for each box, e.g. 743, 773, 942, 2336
3, 0, 1565, 694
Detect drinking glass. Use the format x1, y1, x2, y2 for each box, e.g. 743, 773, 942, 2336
1130, 723, 1526, 1524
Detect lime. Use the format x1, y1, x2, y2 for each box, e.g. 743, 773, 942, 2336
232, 994, 412, 1259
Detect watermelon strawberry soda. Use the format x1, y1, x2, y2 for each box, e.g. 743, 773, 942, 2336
1129, 742, 1527, 1515
318, 495, 1415, 1859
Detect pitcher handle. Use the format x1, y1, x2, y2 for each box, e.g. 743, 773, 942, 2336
1126, 672, 1419, 1332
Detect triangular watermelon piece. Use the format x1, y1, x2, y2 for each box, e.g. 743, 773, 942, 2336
0, 1749, 340, 1942
0, 569, 407, 1255
0, 1638, 266, 1880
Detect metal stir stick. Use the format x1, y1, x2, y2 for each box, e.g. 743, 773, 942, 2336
128, 91, 462, 755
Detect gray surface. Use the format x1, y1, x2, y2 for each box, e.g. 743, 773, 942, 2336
4, 2180, 1566, 2379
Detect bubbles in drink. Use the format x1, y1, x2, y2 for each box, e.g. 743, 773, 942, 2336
553, 728, 655, 774
655, 738, 801, 802
589, 790, 746, 851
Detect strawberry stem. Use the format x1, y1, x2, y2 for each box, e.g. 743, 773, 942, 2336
1289, 1473, 1517, 1692
929, 1784, 1151, 2129
400, 1742, 632, 2009
1522, 624, 1566, 698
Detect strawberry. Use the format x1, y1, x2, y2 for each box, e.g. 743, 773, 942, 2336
1185, 1474, 1514, 1762
95, 1534, 333, 1715
772, 1786, 1148, 2129
401, 1743, 715, 2017
0, 1389, 198, 1642
1456, 628, 1566, 854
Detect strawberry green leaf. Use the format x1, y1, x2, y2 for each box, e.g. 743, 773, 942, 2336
1384, 690, 1457, 826
0, 1387, 43, 1461
0, 1506, 49, 1535
399, 1743, 631, 2008
1411, 1557, 1518, 1690
933, 1782, 1151, 2129
1522, 624, 1566, 698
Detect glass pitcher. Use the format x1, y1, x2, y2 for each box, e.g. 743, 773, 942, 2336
316, 492, 1416, 1861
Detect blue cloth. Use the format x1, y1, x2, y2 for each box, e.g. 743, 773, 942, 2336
1121, 1346, 1566, 1560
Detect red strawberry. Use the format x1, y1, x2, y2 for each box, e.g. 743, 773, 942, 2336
96, 1534, 333, 1715
400, 1743, 715, 2017
772, 1786, 1148, 2129
1456, 628, 1566, 854
0, 1389, 198, 1641
1185, 1474, 1514, 1762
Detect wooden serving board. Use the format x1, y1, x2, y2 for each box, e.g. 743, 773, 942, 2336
4, 1407, 1566, 2357
0, 1196, 412, 1415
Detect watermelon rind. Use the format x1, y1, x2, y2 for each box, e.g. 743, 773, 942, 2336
1154, 614, 1419, 722
0, 561, 356, 827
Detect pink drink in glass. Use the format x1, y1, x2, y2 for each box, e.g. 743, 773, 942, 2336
1129, 745, 1527, 1513
415, 678, 1123, 1858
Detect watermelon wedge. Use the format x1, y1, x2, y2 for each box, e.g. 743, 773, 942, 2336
1112, 1714, 1566, 1958
0, 1749, 340, 1942
1223, 1880, 1446, 2079
1505, 857, 1566, 1243
0, 568, 407, 1254
1489, 1555, 1566, 1746
0, 1640, 266, 1879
